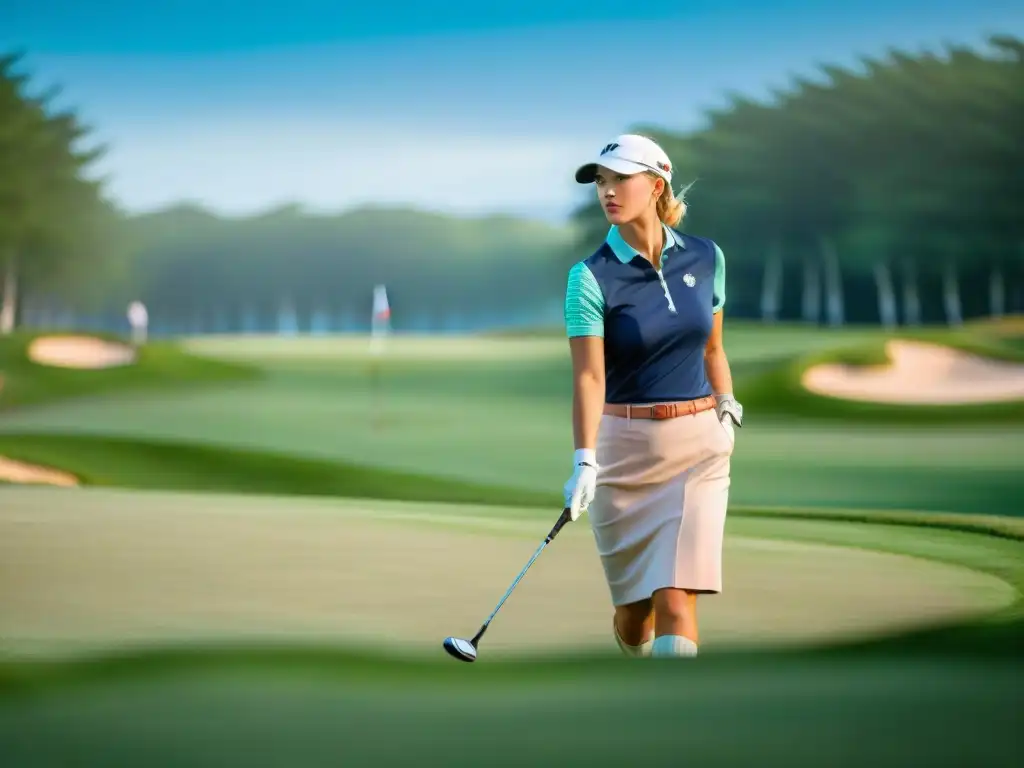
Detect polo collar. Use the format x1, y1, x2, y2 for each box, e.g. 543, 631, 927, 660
606, 224, 684, 264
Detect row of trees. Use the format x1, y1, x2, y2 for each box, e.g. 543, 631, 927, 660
4, 36, 1022, 335
0, 52, 123, 334
0, 48, 568, 336
98, 203, 571, 333
572, 35, 1024, 327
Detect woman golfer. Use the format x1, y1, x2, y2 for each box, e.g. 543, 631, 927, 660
563, 134, 742, 659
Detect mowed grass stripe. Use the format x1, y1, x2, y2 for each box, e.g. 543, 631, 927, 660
2, 424, 1021, 518
0, 487, 1017, 664
0, 433, 558, 508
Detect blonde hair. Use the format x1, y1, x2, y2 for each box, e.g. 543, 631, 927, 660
647, 171, 688, 228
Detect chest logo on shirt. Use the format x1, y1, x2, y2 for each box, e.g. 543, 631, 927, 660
683, 273, 696, 287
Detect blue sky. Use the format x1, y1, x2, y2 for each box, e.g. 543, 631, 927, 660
5, 1, 1023, 221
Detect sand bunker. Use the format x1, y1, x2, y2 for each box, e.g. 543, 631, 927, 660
28, 335, 136, 370
0, 456, 78, 487
802, 340, 1024, 405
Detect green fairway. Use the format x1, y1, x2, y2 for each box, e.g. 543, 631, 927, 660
1, 327, 1021, 515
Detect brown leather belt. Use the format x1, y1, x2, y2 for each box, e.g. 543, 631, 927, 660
603, 396, 717, 420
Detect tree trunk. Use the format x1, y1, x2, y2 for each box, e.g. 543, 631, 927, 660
901, 259, 921, 326
1014, 243, 1024, 314
873, 261, 898, 329
941, 257, 963, 327
277, 297, 297, 335
801, 254, 821, 324
820, 237, 844, 327
989, 266, 1005, 318
0, 250, 17, 335
19, 292, 34, 328
760, 241, 783, 322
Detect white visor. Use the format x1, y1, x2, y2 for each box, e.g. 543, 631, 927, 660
575, 134, 673, 184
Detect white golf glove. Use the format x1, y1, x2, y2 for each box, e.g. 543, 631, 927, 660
563, 448, 598, 522
716, 393, 743, 444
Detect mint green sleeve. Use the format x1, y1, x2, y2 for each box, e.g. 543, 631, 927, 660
712, 242, 726, 313
564, 262, 605, 337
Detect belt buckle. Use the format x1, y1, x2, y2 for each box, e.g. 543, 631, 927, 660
651, 404, 670, 420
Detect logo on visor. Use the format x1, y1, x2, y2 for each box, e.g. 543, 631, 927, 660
683, 273, 696, 287
600, 143, 620, 155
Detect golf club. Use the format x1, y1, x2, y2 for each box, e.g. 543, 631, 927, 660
443, 506, 574, 662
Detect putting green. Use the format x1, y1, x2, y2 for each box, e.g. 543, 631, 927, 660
0, 487, 1015, 660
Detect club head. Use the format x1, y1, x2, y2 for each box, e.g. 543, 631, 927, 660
442, 636, 478, 662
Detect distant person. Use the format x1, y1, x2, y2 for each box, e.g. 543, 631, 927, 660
127, 301, 149, 346
562, 134, 743, 659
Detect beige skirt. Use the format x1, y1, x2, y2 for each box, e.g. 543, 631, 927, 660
587, 407, 734, 606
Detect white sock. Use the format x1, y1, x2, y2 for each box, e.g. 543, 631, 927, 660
651, 634, 698, 658
613, 621, 654, 658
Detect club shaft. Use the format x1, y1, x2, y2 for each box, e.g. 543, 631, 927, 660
479, 537, 550, 631
471, 509, 571, 645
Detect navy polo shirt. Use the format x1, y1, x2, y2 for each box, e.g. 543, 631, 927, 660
564, 224, 726, 405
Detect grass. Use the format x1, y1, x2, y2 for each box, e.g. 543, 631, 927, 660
731, 504, 1024, 543
1, 326, 1021, 515
1, 499, 1022, 768
0, 649, 1017, 767
0, 425, 1021, 516
0, 646, 1019, 768
0, 319, 1022, 766
0, 432, 558, 507
1, 488, 1020, 657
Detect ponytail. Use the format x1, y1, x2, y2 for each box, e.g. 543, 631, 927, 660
651, 173, 688, 228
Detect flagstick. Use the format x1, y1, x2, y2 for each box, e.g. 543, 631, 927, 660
369, 338, 383, 430
369, 285, 391, 431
